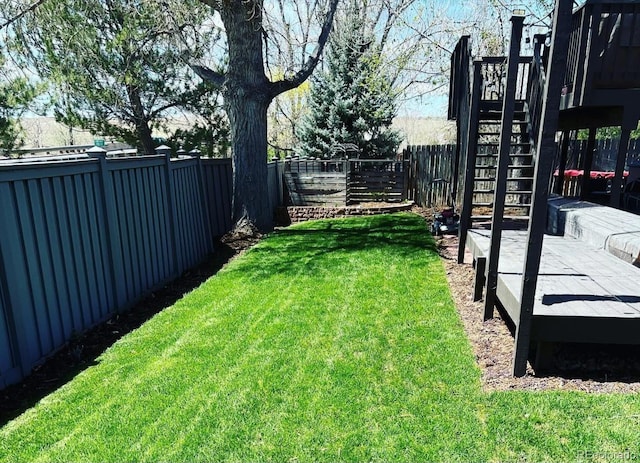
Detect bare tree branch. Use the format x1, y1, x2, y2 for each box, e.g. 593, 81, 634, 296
268, 0, 339, 98
0, 0, 50, 30
191, 64, 226, 89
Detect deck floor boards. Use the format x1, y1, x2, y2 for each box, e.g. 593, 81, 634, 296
468, 229, 640, 321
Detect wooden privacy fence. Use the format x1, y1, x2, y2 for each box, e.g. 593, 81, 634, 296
284, 159, 347, 206
348, 159, 409, 204
405, 145, 456, 207
551, 138, 640, 197
559, 138, 640, 172
283, 158, 409, 206
405, 139, 640, 209
0, 147, 250, 389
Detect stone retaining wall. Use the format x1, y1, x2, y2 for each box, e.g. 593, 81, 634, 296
276, 202, 414, 225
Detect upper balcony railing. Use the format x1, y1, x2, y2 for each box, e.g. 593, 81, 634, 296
563, 0, 640, 108
448, 35, 471, 121
477, 57, 531, 106
526, 34, 550, 140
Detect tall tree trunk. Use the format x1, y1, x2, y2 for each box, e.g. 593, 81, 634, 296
221, 1, 274, 231
226, 94, 272, 231
127, 84, 156, 155
194, 0, 338, 231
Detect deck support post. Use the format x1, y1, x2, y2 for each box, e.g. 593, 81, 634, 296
483, 13, 524, 320
553, 130, 570, 195
579, 128, 596, 200
457, 62, 483, 264
610, 128, 631, 208
513, 0, 573, 377
473, 256, 487, 302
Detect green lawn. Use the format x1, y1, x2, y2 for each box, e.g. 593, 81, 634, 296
1, 213, 639, 462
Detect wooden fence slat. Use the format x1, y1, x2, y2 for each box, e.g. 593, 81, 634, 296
405, 144, 456, 207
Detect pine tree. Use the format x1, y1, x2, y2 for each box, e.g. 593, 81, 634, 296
296, 14, 402, 159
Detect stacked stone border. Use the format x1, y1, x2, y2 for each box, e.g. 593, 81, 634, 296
275, 201, 414, 225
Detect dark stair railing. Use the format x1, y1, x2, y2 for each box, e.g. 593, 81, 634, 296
456, 52, 539, 264
484, 13, 526, 319
449, 36, 472, 206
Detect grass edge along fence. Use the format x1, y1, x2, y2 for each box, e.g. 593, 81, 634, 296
0, 147, 279, 390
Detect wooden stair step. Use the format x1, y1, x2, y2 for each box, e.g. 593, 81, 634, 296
474, 177, 535, 182
474, 165, 535, 169
475, 153, 533, 158
473, 202, 532, 207
479, 110, 527, 120
473, 189, 533, 194
478, 131, 524, 136
476, 142, 530, 148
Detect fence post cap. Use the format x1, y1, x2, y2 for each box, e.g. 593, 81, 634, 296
87, 146, 107, 158
189, 149, 201, 158
156, 145, 172, 156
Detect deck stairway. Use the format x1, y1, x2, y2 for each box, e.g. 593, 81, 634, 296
470, 102, 533, 223
447, 1, 640, 377
454, 49, 541, 263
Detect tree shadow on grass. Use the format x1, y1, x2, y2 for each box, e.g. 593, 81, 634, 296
231, 214, 438, 279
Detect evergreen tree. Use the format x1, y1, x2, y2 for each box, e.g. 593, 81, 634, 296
296, 15, 402, 159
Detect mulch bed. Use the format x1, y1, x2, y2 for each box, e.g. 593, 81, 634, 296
3, 210, 640, 427
420, 206, 640, 393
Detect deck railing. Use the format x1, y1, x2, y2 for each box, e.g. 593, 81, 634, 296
448, 36, 471, 121
448, 36, 472, 204
526, 34, 550, 142
476, 57, 532, 106
563, 0, 640, 107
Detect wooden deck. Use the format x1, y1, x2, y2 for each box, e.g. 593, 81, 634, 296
467, 229, 640, 345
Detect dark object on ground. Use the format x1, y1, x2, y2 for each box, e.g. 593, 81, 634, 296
431, 206, 460, 236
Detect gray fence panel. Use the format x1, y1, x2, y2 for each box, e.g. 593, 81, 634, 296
202, 159, 233, 236
0, 163, 115, 382
0, 152, 243, 390
172, 159, 211, 272
109, 161, 174, 303
267, 161, 279, 216
0, 279, 19, 388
